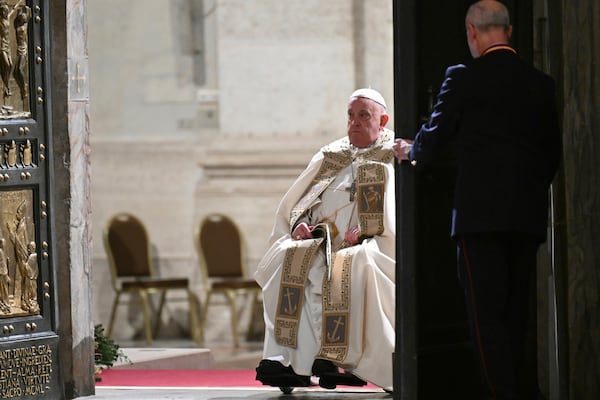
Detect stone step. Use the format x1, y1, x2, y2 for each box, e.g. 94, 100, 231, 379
112, 348, 214, 370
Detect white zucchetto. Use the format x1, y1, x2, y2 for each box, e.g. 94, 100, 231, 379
349, 88, 387, 109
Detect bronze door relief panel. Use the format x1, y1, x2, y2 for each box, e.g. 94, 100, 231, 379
0, 1, 62, 399
1, 190, 39, 316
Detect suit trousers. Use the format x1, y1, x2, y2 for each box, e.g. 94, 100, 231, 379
457, 232, 541, 400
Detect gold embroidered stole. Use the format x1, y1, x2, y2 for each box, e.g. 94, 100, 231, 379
274, 237, 324, 347
274, 131, 393, 349
355, 161, 388, 239
316, 161, 387, 363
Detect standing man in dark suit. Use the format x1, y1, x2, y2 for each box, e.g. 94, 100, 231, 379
394, 1, 561, 399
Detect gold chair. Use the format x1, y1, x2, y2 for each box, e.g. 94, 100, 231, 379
103, 212, 199, 344
195, 213, 262, 347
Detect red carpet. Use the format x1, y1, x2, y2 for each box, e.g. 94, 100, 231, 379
96, 369, 260, 387
96, 369, 377, 389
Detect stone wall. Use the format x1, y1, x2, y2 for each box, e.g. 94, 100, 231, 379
562, 1, 600, 398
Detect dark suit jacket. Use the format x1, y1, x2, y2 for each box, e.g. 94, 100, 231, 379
410, 45, 561, 240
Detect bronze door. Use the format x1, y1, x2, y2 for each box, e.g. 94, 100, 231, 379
0, 1, 62, 399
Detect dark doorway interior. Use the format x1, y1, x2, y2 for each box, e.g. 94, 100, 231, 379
393, 1, 534, 399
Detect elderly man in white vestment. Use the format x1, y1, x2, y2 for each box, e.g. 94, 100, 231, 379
254, 88, 395, 392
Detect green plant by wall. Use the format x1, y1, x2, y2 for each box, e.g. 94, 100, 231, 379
94, 324, 129, 374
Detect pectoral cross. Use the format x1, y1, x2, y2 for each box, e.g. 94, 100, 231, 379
345, 181, 356, 202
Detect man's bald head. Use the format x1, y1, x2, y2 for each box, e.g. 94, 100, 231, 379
466, 0, 510, 32
465, 0, 512, 58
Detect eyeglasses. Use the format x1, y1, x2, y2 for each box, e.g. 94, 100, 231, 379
347, 110, 372, 122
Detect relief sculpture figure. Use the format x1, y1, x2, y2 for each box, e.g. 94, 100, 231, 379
0, 1, 14, 101
21, 138, 31, 165
0, 237, 11, 313
0, 0, 24, 102
6, 139, 15, 166
24, 240, 38, 313
13, 4, 30, 108
7, 199, 30, 311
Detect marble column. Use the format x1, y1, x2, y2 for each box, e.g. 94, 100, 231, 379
51, 0, 95, 398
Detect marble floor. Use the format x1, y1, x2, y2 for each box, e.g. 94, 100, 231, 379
89, 387, 392, 400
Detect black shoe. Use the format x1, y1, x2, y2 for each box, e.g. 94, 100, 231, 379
255, 359, 311, 387
312, 359, 339, 375
311, 359, 367, 389
318, 372, 367, 389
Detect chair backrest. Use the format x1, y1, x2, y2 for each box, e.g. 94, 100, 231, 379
104, 213, 154, 287
195, 213, 247, 282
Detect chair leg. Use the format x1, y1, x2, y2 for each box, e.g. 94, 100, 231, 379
225, 290, 240, 348
152, 290, 167, 339
107, 292, 121, 338
138, 290, 153, 345
188, 289, 201, 344
199, 291, 213, 343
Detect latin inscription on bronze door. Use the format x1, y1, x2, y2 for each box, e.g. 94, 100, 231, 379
0, 1, 61, 399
